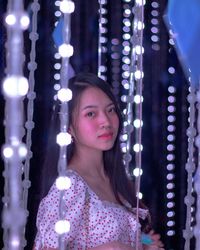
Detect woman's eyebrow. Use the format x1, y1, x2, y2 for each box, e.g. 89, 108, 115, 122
82, 102, 114, 111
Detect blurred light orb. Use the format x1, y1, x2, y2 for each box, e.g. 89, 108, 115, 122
3, 146, 14, 159
58, 44, 74, 58
55, 220, 70, 234
20, 15, 30, 29
60, 0, 75, 13
56, 132, 72, 146
57, 88, 72, 102
5, 14, 16, 25
56, 176, 71, 190
3, 76, 29, 97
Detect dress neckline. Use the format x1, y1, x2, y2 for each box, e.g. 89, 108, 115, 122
67, 168, 125, 209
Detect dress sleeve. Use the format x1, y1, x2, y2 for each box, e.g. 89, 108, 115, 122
34, 172, 87, 249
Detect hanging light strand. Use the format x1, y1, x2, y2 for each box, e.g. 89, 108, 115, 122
21, 1, 40, 248
2, 1, 30, 249
183, 85, 196, 249
55, 1, 75, 249
194, 83, 200, 250
97, 0, 108, 80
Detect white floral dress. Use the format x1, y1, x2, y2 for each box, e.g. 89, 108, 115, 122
34, 169, 147, 249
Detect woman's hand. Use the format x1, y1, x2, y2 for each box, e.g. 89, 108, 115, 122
143, 230, 165, 250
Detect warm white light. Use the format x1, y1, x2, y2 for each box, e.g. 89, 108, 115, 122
136, 192, 143, 199
134, 70, 144, 79
134, 119, 143, 128
57, 88, 72, 102
56, 132, 72, 146
18, 144, 27, 158
11, 238, 20, 247
5, 14, 16, 26
3, 146, 14, 159
3, 76, 29, 97
137, 21, 145, 30
134, 95, 143, 104
55, 220, 70, 234
20, 15, 30, 29
58, 44, 74, 58
60, 0, 75, 13
135, 45, 144, 55
135, 0, 146, 5
133, 143, 143, 152
133, 167, 143, 177
56, 176, 71, 190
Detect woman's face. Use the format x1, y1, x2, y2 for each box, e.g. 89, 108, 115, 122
70, 87, 119, 153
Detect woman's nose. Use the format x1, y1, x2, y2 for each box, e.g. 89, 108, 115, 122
99, 112, 111, 127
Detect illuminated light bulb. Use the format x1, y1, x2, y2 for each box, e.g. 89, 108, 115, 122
134, 95, 144, 104
54, 73, 60, 80
133, 143, 143, 152
3, 76, 29, 97
18, 144, 27, 158
167, 192, 175, 199
167, 230, 175, 236
58, 44, 74, 58
5, 14, 16, 25
56, 132, 72, 146
3, 146, 14, 159
55, 220, 70, 234
133, 167, 143, 177
55, 11, 61, 17
120, 134, 128, 141
167, 221, 175, 227
167, 202, 174, 208
54, 63, 61, 70
167, 173, 175, 180
135, 45, 144, 55
135, 0, 146, 5
136, 192, 143, 199
11, 238, 20, 247
137, 21, 145, 30
55, 1, 61, 6
57, 88, 72, 102
56, 176, 71, 190
60, 0, 75, 13
134, 70, 144, 79
167, 211, 175, 217
134, 119, 143, 128
54, 84, 61, 91
20, 15, 30, 29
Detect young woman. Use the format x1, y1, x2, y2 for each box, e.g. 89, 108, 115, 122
33, 73, 164, 250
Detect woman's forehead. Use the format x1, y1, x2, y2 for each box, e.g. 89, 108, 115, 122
78, 87, 113, 108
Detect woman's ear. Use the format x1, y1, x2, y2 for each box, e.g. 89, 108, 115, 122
68, 125, 75, 137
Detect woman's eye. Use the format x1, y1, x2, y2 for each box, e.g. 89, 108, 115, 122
108, 107, 116, 113
86, 111, 95, 117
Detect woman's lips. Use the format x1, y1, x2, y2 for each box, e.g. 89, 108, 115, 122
98, 133, 113, 139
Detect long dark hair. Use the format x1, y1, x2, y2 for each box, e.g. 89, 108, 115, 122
41, 72, 148, 219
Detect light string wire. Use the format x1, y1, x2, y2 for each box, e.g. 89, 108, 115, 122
183, 84, 196, 250
22, 1, 40, 247
194, 81, 200, 250
133, 1, 145, 250
54, 1, 75, 249
122, 0, 145, 249
97, 0, 103, 77
97, 0, 108, 80
2, 1, 30, 249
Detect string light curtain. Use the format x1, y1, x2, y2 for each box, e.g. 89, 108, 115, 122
2, 1, 30, 249
22, 1, 40, 248
53, 1, 75, 249
120, 0, 145, 249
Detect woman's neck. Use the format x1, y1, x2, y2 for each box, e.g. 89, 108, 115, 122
68, 148, 107, 180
